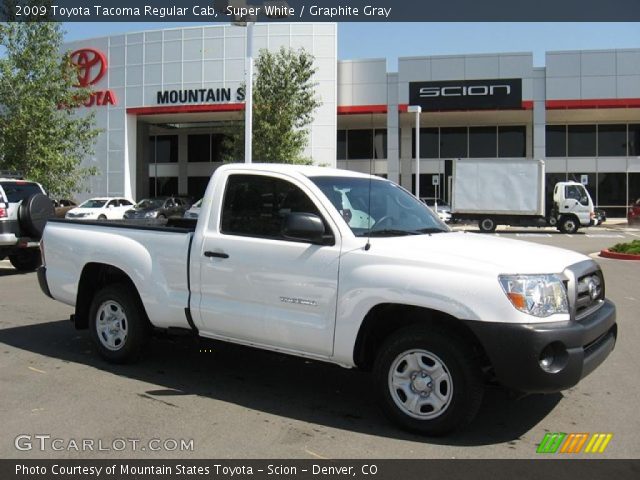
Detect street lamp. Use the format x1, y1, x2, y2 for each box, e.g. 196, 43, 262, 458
407, 105, 422, 199
223, 1, 291, 164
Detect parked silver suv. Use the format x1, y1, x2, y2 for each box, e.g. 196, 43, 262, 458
0, 172, 54, 271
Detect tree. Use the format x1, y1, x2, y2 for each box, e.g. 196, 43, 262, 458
225, 47, 322, 164
0, 20, 99, 198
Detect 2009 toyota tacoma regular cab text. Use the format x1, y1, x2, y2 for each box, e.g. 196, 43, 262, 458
37, 164, 617, 435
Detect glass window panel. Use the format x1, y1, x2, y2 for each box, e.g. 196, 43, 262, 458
598, 124, 627, 156
498, 126, 526, 157
150, 177, 178, 196
337, 130, 346, 160
412, 128, 439, 159
148, 137, 156, 164
187, 177, 210, 200
156, 135, 178, 163
597, 172, 626, 207
188, 134, 211, 163
568, 125, 596, 157
629, 124, 640, 156
373, 129, 387, 159
347, 130, 373, 159
440, 127, 467, 158
546, 125, 566, 157
469, 127, 497, 157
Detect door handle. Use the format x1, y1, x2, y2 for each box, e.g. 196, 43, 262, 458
204, 251, 229, 259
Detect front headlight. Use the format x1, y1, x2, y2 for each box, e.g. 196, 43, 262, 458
144, 211, 157, 218
499, 274, 568, 318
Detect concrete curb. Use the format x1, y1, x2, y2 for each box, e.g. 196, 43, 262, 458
599, 249, 640, 261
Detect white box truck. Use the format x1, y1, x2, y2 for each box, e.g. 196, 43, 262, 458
451, 158, 595, 233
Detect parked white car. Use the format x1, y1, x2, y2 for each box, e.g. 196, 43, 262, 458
65, 198, 134, 220
183, 198, 203, 219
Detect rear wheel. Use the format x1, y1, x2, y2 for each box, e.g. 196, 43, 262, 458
478, 217, 496, 233
89, 284, 150, 363
98, 214, 107, 220
373, 327, 484, 436
9, 250, 41, 271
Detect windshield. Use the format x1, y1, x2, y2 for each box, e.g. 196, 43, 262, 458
78, 199, 107, 209
135, 199, 164, 209
310, 176, 449, 237
191, 198, 203, 209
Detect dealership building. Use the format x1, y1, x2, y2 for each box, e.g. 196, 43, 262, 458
64, 24, 640, 217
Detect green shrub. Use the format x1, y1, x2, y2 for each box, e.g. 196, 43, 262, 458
609, 240, 640, 255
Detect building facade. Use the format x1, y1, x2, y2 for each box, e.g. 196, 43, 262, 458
65, 25, 640, 217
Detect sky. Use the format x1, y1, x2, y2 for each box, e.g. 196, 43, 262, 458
60, 22, 640, 70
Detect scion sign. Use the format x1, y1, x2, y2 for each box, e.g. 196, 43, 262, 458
409, 78, 522, 111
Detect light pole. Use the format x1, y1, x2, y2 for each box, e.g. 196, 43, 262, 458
244, 21, 254, 164
407, 105, 422, 199
227, 1, 290, 164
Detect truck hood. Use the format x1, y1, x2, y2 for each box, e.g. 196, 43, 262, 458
367, 231, 589, 275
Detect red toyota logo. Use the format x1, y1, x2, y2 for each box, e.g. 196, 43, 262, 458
70, 48, 107, 87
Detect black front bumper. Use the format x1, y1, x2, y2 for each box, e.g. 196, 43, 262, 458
464, 300, 617, 393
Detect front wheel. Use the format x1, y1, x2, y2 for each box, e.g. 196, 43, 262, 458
373, 327, 484, 436
9, 250, 41, 272
89, 284, 150, 363
558, 216, 579, 234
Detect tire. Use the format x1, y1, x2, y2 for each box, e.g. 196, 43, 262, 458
547, 216, 558, 227
157, 214, 166, 220
8, 250, 41, 271
18, 194, 54, 239
89, 284, 150, 364
373, 327, 484, 436
98, 214, 107, 220
559, 216, 579, 234
478, 217, 496, 233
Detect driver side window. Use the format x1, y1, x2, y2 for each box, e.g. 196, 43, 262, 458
220, 174, 324, 240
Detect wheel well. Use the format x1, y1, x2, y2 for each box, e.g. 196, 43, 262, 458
74, 263, 145, 329
353, 304, 491, 372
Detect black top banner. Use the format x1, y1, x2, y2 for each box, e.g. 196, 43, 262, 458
2, 0, 640, 22
409, 78, 523, 111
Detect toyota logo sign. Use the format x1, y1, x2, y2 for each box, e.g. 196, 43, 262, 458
70, 48, 107, 87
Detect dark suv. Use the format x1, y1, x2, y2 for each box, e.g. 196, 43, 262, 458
0, 174, 54, 271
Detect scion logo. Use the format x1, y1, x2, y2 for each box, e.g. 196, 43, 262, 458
409, 78, 522, 111
70, 49, 107, 87
69, 48, 116, 107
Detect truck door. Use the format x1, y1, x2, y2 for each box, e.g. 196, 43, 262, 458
562, 184, 593, 225
196, 173, 341, 357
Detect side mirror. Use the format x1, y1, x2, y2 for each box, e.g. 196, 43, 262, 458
108, 204, 114, 209
282, 212, 328, 245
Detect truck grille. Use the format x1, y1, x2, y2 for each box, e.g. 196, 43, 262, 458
565, 261, 605, 321
576, 271, 604, 318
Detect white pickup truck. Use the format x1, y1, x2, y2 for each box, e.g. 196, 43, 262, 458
38, 164, 617, 435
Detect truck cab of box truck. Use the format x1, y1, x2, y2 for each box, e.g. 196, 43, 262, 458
551, 182, 595, 233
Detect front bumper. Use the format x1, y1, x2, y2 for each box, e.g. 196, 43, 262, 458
464, 299, 616, 393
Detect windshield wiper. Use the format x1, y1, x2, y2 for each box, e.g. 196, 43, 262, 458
365, 229, 422, 237
415, 227, 447, 234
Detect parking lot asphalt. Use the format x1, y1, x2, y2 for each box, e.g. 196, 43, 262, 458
0, 224, 638, 459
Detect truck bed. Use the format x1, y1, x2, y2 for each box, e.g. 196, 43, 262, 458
43, 218, 194, 330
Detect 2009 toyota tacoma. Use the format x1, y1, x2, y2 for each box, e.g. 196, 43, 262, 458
38, 164, 617, 435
